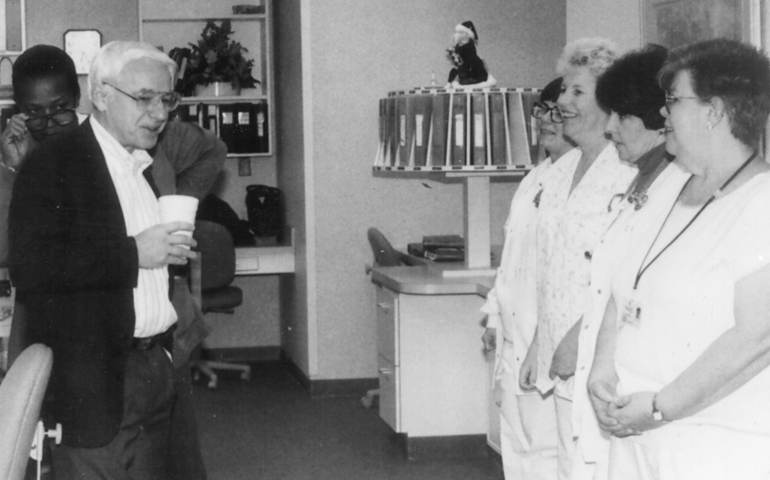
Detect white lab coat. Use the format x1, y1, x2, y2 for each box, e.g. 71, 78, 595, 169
482, 154, 565, 480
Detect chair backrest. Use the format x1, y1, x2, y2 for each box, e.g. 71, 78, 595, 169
367, 228, 404, 267
194, 220, 236, 291
0, 343, 53, 480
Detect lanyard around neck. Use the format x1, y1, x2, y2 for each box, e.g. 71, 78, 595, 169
633, 151, 757, 290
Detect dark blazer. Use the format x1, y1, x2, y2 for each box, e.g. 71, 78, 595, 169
9, 120, 141, 448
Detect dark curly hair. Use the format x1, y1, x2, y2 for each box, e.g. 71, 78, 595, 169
12, 44, 80, 104
596, 44, 667, 130
540, 77, 563, 104
658, 38, 770, 147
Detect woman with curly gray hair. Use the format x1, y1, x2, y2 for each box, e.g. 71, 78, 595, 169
518, 37, 637, 480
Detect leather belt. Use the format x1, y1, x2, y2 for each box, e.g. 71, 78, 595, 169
131, 325, 175, 351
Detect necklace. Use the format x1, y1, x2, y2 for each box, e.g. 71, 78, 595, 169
621, 151, 757, 326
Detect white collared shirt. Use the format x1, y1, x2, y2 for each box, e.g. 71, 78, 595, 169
534, 143, 636, 394
91, 117, 177, 338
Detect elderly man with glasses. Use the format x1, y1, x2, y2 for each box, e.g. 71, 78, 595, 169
8, 41, 203, 480
1, 43, 224, 480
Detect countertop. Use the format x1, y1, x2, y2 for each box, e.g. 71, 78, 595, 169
371, 263, 495, 296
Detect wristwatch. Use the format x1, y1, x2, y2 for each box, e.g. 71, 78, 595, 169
651, 393, 665, 422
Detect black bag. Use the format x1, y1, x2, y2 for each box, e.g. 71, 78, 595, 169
245, 185, 283, 238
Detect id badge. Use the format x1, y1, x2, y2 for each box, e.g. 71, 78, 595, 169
621, 296, 642, 327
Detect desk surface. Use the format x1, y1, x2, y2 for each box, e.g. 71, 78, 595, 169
371, 264, 494, 296
235, 245, 294, 275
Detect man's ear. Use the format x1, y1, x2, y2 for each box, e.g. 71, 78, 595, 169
90, 84, 109, 112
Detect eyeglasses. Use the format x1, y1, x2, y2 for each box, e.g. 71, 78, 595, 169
104, 82, 181, 112
531, 102, 564, 123
25, 108, 78, 132
664, 93, 700, 113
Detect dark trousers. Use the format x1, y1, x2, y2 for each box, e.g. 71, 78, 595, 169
167, 366, 207, 480
52, 345, 176, 480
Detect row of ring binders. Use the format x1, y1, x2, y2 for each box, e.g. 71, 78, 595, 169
374, 88, 542, 170
172, 101, 270, 155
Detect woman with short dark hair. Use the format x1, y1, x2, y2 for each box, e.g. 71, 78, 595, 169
571, 43, 693, 480
589, 38, 770, 480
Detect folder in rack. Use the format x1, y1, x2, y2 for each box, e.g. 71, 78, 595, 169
396, 94, 408, 165
411, 93, 432, 166
429, 92, 449, 167
470, 92, 487, 166
489, 91, 507, 165
450, 93, 468, 166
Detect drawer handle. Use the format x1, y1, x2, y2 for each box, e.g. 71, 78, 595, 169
377, 302, 391, 312
378, 367, 393, 376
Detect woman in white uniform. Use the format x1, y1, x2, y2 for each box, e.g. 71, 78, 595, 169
482, 77, 574, 480
570, 44, 687, 480
519, 37, 637, 480
589, 38, 770, 480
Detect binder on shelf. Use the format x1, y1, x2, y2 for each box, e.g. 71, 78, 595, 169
429, 93, 449, 167
450, 93, 467, 166
395, 94, 408, 165
519, 90, 541, 163
470, 92, 487, 166
218, 103, 238, 153
506, 91, 532, 166
411, 93, 432, 166
254, 101, 269, 154
377, 98, 387, 166
403, 93, 416, 166
201, 103, 218, 136
385, 96, 397, 166
488, 92, 508, 165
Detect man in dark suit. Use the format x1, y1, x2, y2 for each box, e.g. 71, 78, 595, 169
9, 41, 196, 480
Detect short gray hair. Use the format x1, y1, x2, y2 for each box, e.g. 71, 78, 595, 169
556, 37, 619, 78
88, 41, 177, 100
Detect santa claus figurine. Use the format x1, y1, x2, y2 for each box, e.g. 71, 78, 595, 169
446, 21, 497, 88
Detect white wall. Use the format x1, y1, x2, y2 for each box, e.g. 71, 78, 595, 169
566, 0, 642, 52
288, 0, 566, 379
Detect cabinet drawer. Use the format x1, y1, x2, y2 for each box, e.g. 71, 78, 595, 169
377, 354, 400, 432
376, 287, 398, 364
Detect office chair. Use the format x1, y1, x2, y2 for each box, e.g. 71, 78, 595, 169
191, 220, 250, 389
362, 227, 412, 408
367, 227, 407, 267
0, 343, 54, 480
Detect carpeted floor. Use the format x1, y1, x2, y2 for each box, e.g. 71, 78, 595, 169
194, 362, 503, 480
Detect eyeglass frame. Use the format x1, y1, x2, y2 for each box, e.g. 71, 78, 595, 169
664, 93, 701, 113
24, 108, 79, 132
103, 82, 181, 112
531, 102, 564, 124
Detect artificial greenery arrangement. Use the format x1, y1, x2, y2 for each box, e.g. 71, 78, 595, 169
169, 20, 259, 96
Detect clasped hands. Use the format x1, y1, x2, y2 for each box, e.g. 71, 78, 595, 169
588, 380, 659, 438
136, 222, 197, 268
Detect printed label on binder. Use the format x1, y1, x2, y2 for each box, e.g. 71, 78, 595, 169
399, 114, 406, 146
222, 112, 234, 125
455, 114, 464, 147
474, 113, 484, 147
257, 112, 265, 137
415, 114, 424, 147
238, 111, 251, 124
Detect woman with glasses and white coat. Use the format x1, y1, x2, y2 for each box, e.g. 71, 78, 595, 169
518, 37, 637, 480
481, 76, 575, 480
589, 38, 770, 480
